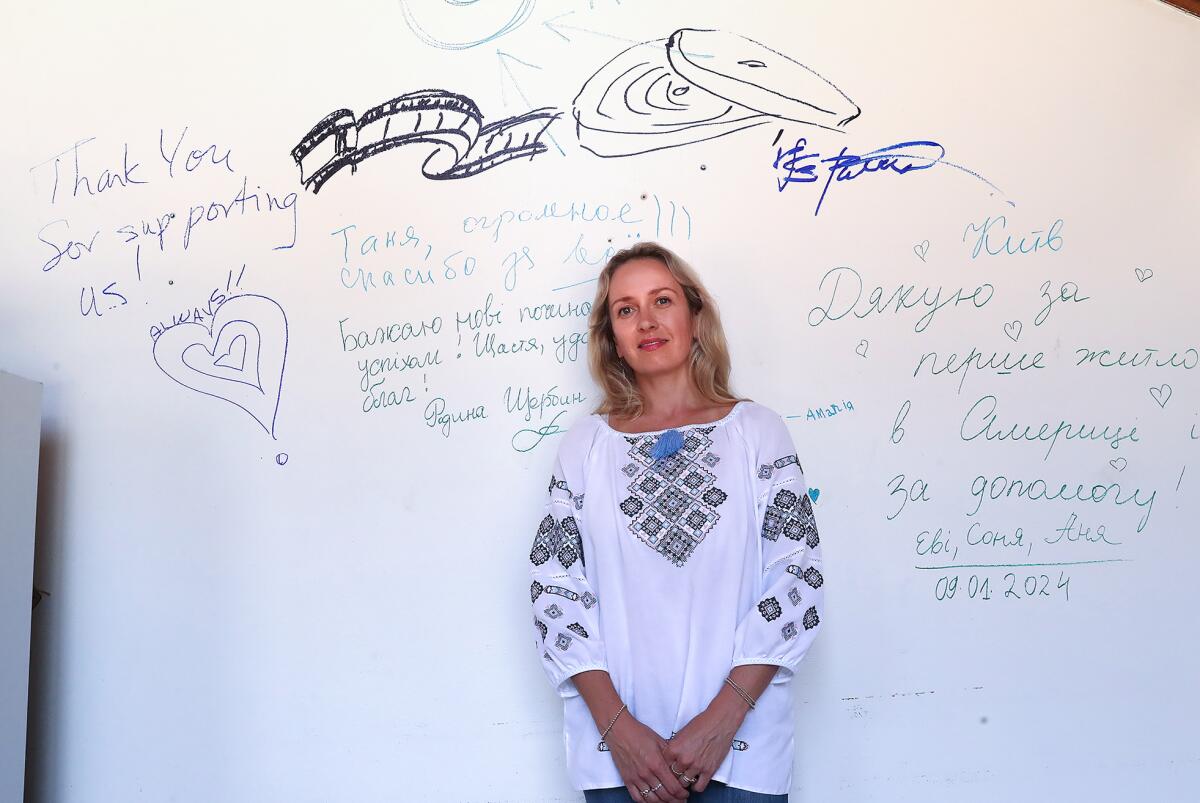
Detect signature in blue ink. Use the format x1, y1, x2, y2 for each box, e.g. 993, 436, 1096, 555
774, 137, 1010, 215
774, 137, 945, 215
512, 409, 569, 452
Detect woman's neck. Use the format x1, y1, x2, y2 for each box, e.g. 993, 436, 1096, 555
607, 374, 735, 433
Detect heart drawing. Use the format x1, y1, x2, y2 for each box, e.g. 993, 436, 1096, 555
913, 240, 930, 262
855, 340, 869, 358
1149, 383, 1172, 409
1134, 267, 1154, 283
808, 488, 820, 504
152, 294, 289, 438
1004, 320, 1022, 342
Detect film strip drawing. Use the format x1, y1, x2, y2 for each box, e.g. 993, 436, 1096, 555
573, 28, 860, 158
292, 90, 560, 193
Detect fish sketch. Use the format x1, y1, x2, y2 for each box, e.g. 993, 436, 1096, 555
573, 28, 860, 157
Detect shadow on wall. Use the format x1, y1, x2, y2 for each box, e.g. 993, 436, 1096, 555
25, 428, 66, 803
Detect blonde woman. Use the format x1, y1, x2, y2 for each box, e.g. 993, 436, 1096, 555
528, 243, 825, 802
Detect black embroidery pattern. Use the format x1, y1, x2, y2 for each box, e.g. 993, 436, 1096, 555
531, 580, 544, 603
762, 487, 818, 545
803, 605, 820, 630
757, 453, 802, 481
803, 566, 824, 588
528, 511, 585, 569
781, 621, 797, 641
788, 586, 802, 607
529, 515, 555, 565
555, 633, 573, 651
545, 585, 579, 601
758, 596, 782, 622
581, 591, 597, 609
567, 622, 589, 638
534, 618, 548, 642
544, 603, 563, 619
558, 516, 583, 568
618, 427, 728, 566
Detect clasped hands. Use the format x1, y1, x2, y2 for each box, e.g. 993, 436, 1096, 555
606, 698, 745, 802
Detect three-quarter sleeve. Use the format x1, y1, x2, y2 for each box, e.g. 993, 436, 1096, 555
529, 429, 608, 698
731, 412, 825, 684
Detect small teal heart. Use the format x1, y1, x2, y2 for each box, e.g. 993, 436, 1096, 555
808, 488, 820, 503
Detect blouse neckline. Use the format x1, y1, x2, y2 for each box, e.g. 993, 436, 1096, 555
597, 400, 749, 438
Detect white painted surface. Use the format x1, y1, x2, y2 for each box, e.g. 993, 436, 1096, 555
1, 1, 1197, 800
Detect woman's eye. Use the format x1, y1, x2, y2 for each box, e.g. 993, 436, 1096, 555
656, 296, 670, 305
618, 306, 632, 316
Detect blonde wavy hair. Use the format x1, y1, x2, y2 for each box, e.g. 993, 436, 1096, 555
587, 242, 745, 419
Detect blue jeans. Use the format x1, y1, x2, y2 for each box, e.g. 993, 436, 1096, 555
584, 781, 787, 803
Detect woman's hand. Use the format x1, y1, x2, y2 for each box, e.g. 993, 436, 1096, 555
604, 714, 691, 802
662, 694, 746, 793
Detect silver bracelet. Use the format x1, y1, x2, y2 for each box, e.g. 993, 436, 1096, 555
600, 702, 627, 741
725, 676, 757, 710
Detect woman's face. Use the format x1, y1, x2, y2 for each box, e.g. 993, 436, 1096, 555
607, 257, 696, 380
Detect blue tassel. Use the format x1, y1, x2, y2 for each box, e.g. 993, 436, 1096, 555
650, 428, 685, 460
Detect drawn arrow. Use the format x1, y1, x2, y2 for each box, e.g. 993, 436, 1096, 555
543, 11, 640, 44
496, 49, 565, 155
497, 49, 542, 108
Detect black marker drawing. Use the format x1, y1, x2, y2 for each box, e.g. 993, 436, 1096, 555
573, 28, 860, 158
399, 0, 535, 50
292, 90, 560, 193
497, 50, 566, 155
153, 294, 288, 438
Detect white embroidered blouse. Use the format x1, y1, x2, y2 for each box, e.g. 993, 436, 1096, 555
528, 400, 825, 795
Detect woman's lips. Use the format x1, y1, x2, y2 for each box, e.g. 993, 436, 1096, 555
639, 339, 668, 350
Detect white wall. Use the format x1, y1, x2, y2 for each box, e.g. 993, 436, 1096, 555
2, 1, 1198, 800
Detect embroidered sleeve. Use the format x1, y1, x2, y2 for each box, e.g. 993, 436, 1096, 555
529, 439, 607, 699
730, 411, 825, 684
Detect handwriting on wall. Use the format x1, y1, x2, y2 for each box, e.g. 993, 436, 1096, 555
863, 222, 1191, 604
153, 293, 289, 438
22, 11, 1193, 617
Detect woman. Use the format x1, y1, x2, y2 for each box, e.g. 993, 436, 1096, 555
528, 243, 825, 802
